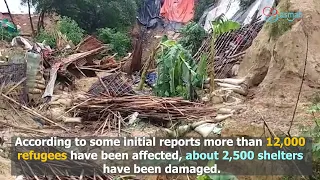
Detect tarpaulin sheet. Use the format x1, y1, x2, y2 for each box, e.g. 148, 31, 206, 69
160, 0, 195, 23
203, 0, 241, 31
202, 0, 275, 31
137, 0, 162, 28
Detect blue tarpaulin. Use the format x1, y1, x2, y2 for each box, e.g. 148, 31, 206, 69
146, 72, 157, 86
137, 0, 163, 28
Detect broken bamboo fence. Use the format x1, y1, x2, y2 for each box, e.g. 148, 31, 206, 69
194, 17, 265, 79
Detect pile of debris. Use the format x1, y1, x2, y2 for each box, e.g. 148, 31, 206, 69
74, 95, 217, 122
0, 35, 125, 101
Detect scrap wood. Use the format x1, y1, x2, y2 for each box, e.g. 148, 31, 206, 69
1, 121, 48, 134
79, 62, 120, 70
1, 93, 68, 131
101, 55, 117, 65
88, 72, 134, 97
76, 35, 103, 52
4, 77, 26, 95
59, 47, 104, 71
74, 95, 217, 121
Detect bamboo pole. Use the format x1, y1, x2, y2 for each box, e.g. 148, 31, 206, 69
138, 45, 159, 90
3, 0, 16, 27
27, 0, 35, 36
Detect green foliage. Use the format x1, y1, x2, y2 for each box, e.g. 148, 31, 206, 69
194, 0, 216, 22
211, 17, 241, 36
179, 22, 207, 55
35, 29, 56, 48
22, 0, 138, 33
194, 54, 208, 88
35, 16, 84, 48
268, 0, 293, 38
154, 38, 207, 99
0, 27, 19, 42
300, 103, 320, 179
310, 91, 320, 104
305, 104, 320, 160
57, 16, 85, 45
97, 28, 131, 57
268, 19, 292, 38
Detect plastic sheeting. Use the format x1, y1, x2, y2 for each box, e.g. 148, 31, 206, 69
26, 51, 42, 92
203, 0, 241, 31
160, 0, 195, 23
233, 0, 275, 24
202, 0, 275, 31
137, 0, 162, 28
248, 0, 275, 22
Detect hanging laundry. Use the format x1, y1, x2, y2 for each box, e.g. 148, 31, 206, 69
160, 0, 195, 23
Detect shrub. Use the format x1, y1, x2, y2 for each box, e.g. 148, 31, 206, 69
303, 104, 320, 179
0, 27, 19, 42
97, 28, 131, 57
57, 16, 85, 45
179, 22, 207, 55
35, 29, 56, 48
268, 0, 293, 38
154, 38, 207, 100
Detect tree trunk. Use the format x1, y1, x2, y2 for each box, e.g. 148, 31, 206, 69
37, 10, 45, 33
27, 0, 35, 37
40, 11, 45, 29
3, 0, 16, 27
37, 12, 41, 33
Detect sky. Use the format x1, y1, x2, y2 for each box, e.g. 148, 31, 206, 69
0, 0, 35, 14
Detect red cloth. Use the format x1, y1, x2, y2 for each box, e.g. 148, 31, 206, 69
160, 0, 195, 23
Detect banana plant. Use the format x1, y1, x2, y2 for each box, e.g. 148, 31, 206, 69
154, 36, 206, 100
209, 15, 240, 98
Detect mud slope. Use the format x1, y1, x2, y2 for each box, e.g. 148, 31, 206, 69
239, 0, 320, 100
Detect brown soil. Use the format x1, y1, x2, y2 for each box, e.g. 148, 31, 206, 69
233, 0, 320, 136
1, 13, 57, 35
141, 27, 166, 67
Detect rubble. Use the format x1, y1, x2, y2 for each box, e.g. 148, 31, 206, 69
0, 5, 257, 138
